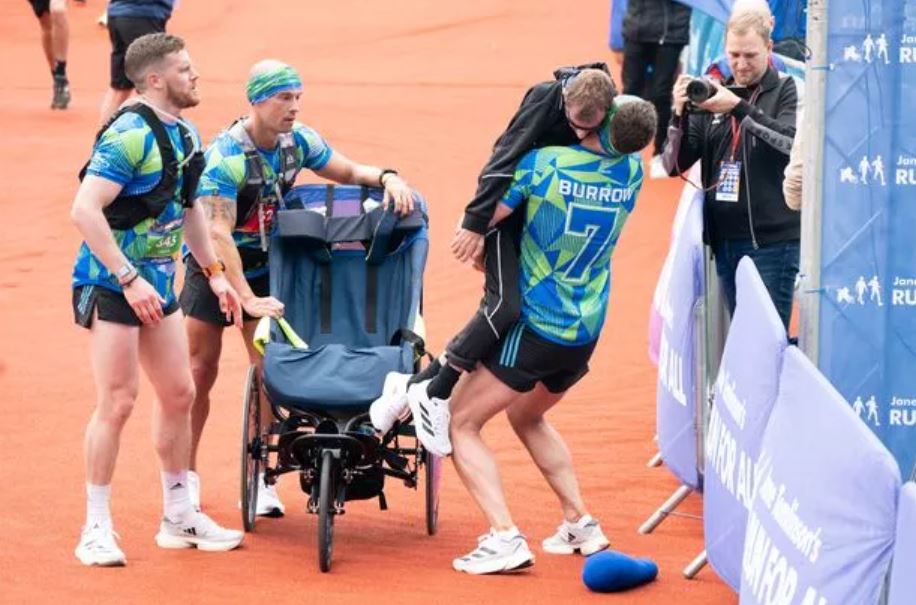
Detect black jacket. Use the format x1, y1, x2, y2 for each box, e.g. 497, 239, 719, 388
662, 66, 799, 247
461, 63, 614, 234
622, 0, 692, 46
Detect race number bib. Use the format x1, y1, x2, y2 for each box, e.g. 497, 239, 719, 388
716, 160, 742, 203
145, 220, 184, 259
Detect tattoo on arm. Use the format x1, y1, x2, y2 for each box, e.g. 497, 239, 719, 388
200, 196, 237, 226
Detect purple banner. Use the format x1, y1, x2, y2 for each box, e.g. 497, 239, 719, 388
888, 482, 916, 605
649, 171, 704, 365
655, 189, 704, 489
739, 347, 900, 605
705, 258, 788, 592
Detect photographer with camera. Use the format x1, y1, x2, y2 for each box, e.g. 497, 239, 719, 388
661, 4, 799, 330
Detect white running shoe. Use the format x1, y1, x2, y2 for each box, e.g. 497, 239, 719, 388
541, 514, 610, 555
188, 470, 201, 511
406, 380, 451, 457
453, 528, 535, 574
256, 474, 285, 517
649, 154, 669, 179
155, 511, 244, 552
369, 372, 412, 434
75, 523, 126, 567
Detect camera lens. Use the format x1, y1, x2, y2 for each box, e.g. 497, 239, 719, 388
686, 79, 715, 104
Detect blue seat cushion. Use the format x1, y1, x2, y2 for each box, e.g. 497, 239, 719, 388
262, 342, 413, 411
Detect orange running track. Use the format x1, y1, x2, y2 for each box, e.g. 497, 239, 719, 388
0, 1, 734, 603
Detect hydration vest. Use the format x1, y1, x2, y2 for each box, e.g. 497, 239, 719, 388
226, 118, 300, 231
78, 103, 204, 230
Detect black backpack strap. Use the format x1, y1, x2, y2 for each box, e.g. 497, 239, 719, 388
96, 104, 181, 230
177, 121, 204, 209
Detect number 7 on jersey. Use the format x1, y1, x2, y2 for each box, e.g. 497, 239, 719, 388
563, 203, 619, 283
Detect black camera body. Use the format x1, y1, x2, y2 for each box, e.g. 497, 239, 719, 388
686, 78, 716, 104
684, 78, 750, 112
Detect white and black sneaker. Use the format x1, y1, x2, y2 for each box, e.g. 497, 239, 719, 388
541, 514, 610, 555
155, 511, 243, 552
453, 528, 534, 574
75, 522, 126, 567
406, 379, 451, 457
369, 372, 412, 434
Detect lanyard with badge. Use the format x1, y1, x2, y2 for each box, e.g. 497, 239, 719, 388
715, 118, 743, 203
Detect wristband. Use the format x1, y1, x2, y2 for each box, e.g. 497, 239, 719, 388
122, 271, 140, 288
379, 169, 398, 187
202, 260, 226, 279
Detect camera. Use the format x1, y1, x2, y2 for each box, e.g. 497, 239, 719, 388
686, 78, 716, 104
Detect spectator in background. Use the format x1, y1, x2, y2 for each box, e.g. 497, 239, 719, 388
662, 3, 799, 329
26, 0, 71, 109
99, 0, 175, 124
621, 0, 692, 178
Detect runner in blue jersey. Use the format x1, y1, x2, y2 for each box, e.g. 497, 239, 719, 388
446, 99, 656, 574
181, 59, 415, 516
69, 33, 244, 568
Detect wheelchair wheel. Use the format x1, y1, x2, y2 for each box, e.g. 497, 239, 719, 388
424, 449, 441, 536
317, 449, 335, 573
240, 365, 261, 532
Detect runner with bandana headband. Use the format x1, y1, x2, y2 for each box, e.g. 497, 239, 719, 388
179, 59, 416, 516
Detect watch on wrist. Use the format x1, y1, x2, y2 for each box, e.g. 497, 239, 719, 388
115, 262, 136, 285
202, 260, 226, 279
379, 168, 398, 187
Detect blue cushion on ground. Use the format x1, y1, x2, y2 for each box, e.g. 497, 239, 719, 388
582, 551, 659, 593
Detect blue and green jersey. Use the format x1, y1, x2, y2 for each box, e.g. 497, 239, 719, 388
195, 122, 332, 277
71, 111, 201, 304
502, 145, 644, 345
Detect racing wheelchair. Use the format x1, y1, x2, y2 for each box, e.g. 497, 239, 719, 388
239, 184, 441, 572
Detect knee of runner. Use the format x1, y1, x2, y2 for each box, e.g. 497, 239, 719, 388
506, 407, 542, 432
160, 381, 197, 415
98, 391, 138, 426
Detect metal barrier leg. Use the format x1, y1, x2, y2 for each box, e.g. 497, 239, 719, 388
683, 549, 707, 579
638, 484, 692, 534
647, 452, 663, 468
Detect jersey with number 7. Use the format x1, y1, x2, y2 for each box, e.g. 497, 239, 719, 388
501, 145, 644, 346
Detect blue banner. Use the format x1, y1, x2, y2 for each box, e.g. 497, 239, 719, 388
817, 0, 916, 475
705, 258, 788, 592
888, 482, 916, 605
739, 347, 900, 605
656, 189, 704, 489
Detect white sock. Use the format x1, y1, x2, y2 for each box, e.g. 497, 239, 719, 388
86, 483, 112, 528
161, 470, 193, 522
494, 526, 520, 540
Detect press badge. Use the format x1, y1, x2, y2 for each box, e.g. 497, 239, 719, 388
716, 160, 742, 202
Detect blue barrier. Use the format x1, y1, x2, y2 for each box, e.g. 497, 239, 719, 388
655, 190, 705, 490
887, 482, 916, 605
704, 258, 788, 591
739, 347, 900, 605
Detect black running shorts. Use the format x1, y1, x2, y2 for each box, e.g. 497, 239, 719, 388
108, 16, 167, 90
73, 284, 179, 329
179, 255, 268, 326
484, 322, 598, 394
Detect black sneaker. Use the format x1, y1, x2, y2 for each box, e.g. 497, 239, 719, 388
52, 76, 71, 110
